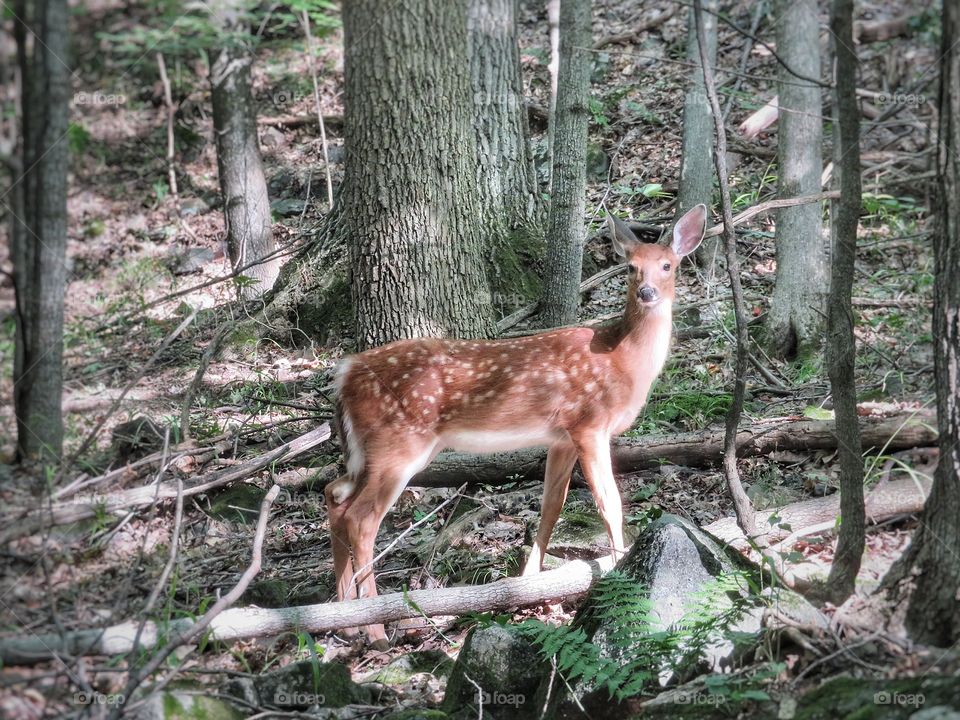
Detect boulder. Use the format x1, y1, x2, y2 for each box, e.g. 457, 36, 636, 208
442, 624, 547, 719
252, 660, 369, 709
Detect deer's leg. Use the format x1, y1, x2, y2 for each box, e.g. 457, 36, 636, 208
325, 476, 360, 637
523, 441, 579, 576
571, 432, 626, 564
342, 437, 439, 649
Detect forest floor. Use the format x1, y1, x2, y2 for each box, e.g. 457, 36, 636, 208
0, 0, 951, 718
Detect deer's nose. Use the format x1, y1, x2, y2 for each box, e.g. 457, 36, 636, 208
638, 286, 658, 303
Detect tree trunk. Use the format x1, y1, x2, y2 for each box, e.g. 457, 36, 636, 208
468, 0, 539, 235
539, 0, 591, 327
12, 0, 70, 465
883, 0, 960, 646
679, 0, 718, 268
468, 0, 543, 316
343, 0, 494, 349
210, 0, 278, 298
766, 0, 827, 359
824, 0, 865, 604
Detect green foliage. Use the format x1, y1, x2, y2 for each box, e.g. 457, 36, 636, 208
68, 122, 90, 154
516, 570, 761, 702
644, 391, 733, 431
861, 192, 920, 225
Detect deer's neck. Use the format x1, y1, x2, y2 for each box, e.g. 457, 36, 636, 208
611, 298, 674, 389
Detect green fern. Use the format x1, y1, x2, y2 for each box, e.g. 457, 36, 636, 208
517, 570, 760, 702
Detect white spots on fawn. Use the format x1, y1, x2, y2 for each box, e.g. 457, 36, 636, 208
387, 356, 398, 365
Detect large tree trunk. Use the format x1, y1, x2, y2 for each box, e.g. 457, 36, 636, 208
539, 0, 591, 327
210, 0, 278, 299
343, 0, 494, 349
678, 0, 718, 268
824, 0, 865, 604
882, 0, 960, 646
12, 0, 70, 464
766, 0, 827, 359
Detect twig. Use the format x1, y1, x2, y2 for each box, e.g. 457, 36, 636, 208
180, 322, 234, 442
694, 0, 756, 537
593, 7, 676, 49
127, 477, 184, 666
348, 484, 468, 594
156, 53, 178, 199
723, 0, 766, 122
112, 485, 280, 719
703, 191, 840, 238
300, 9, 334, 210
62, 308, 199, 471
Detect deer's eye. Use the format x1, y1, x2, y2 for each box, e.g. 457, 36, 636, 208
627, 265, 638, 275
662, 262, 672, 271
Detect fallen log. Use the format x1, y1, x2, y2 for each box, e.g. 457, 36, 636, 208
0, 424, 332, 545
413, 410, 937, 487
704, 475, 932, 544
0, 556, 613, 665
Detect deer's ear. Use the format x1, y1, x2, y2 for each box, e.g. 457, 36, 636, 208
671, 204, 707, 258
606, 210, 641, 260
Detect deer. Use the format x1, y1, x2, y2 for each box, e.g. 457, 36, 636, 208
324, 204, 707, 649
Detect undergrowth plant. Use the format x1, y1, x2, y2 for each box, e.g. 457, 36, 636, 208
512, 570, 766, 703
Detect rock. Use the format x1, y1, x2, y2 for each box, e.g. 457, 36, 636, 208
790, 676, 960, 720
271, 197, 306, 217
111, 416, 173, 464
253, 660, 369, 709
442, 624, 546, 720
260, 126, 285, 148
381, 711, 449, 720
543, 497, 639, 561
137, 689, 244, 720
208, 484, 267, 524
365, 650, 454, 686
167, 246, 216, 275
179, 197, 210, 217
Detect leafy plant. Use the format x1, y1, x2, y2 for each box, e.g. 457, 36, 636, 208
515, 570, 762, 702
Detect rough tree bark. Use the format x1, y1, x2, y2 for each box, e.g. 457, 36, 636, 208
824, 0, 865, 604
12, 0, 70, 464
468, 0, 539, 235
343, 0, 495, 348
539, 0, 592, 327
766, 0, 827, 359
468, 0, 542, 313
210, 0, 279, 298
881, 0, 960, 646
678, 0, 718, 269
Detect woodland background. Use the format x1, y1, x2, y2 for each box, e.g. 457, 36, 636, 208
0, 0, 958, 718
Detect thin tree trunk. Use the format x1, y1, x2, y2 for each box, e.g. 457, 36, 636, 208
824, 0, 865, 604
210, 0, 279, 298
12, 0, 70, 464
679, 0, 718, 268
540, 0, 591, 327
882, 0, 960, 646
766, 0, 827, 359
343, 0, 494, 348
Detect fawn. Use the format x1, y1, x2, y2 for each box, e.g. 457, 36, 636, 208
325, 204, 707, 648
